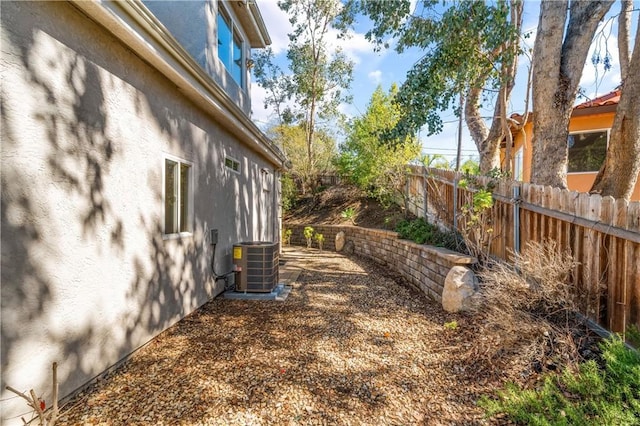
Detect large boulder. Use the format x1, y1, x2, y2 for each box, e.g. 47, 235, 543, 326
442, 266, 478, 313
335, 231, 346, 251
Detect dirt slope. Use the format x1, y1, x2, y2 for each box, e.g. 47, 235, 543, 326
284, 185, 407, 230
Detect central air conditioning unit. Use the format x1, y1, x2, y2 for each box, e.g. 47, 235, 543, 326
232, 241, 279, 292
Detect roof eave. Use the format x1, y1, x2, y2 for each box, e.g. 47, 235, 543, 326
71, 0, 286, 167
571, 104, 618, 117
231, 0, 272, 48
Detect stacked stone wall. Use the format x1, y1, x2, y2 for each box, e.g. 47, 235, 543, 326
284, 224, 476, 302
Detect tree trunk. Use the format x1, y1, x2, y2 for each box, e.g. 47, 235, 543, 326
465, 0, 522, 175
618, 0, 632, 82
500, 1, 522, 176
465, 86, 502, 173
306, 103, 316, 192
590, 14, 640, 200
530, 0, 613, 188
501, 84, 513, 175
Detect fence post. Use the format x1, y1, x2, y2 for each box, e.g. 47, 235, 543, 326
513, 185, 521, 253
423, 166, 428, 220
453, 176, 458, 230
405, 175, 410, 214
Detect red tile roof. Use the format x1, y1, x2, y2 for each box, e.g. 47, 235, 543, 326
506, 89, 620, 135
574, 89, 621, 109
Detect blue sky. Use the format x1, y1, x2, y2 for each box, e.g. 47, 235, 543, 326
252, 1, 637, 164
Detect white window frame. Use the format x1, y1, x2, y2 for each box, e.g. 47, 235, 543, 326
217, 5, 245, 89
162, 154, 194, 239
224, 156, 241, 174
567, 128, 609, 175
513, 146, 523, 181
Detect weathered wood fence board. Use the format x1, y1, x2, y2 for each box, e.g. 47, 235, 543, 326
406, 166, 640, 335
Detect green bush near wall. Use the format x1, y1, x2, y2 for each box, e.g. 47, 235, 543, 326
395, 218, 460, 251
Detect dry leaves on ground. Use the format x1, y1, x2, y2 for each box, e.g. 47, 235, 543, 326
58, 249, 522, 425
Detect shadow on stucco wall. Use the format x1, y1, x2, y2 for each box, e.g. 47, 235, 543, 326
1, 92, 54, 385
1, 1, 256, 419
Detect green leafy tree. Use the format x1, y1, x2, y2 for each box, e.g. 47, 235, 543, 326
460, 158, 480, 176
280, 174, 298, 212
421, 153, 451, 170
336, 84, 421, 210
267, 123, 337, 193
359, 0, 524, 173
255, 0, 355, 192
253, 47, 293, 124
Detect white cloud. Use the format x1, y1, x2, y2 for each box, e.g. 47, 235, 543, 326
250, 81, 301, 130
338, 102, 355, 117
368, 70, 382, 84
258, 1, 379, 64
249, 83, 272, 129
331, 29, 378, 64
257, 1, 292, 55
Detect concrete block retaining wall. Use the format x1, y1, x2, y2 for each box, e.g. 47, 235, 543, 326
284, 224, 477, 303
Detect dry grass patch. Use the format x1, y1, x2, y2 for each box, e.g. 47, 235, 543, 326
470, 241, 598, 381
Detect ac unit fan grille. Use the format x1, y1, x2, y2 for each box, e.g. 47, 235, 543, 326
233, 242, 279, 292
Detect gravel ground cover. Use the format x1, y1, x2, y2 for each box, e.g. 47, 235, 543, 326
58, 248, 516, 425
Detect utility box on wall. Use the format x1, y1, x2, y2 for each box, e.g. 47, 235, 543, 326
233, 242, 279, 292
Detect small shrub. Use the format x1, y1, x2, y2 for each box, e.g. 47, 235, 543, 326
383, 216, 392, 228
444, 320, 458, 331
395, 218, 459, 250
314, 233, 325, 251
458, 185, 494, 262
481, 336, 640, 425
303, 226, 314, 248
283, 229, 292, 246
469, 240, 591, 384
457, 168, 510, 263
340, 207, 357, 224
396, 217, 433, 244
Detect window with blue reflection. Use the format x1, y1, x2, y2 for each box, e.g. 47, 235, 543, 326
218, 9, 244, 88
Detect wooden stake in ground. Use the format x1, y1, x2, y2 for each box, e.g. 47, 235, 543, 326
6, 362, 59, 426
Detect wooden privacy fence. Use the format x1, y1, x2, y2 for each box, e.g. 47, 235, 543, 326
405, 166, 640, 335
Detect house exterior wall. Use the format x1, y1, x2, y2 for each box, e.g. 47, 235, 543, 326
508, 111, 640, 201
142, 0, 252, 115
1, 1, 281, 422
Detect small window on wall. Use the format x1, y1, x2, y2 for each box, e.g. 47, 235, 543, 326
225, 156, 240, 173
262, 169, 272, 191
164, 157, 193, 235
567, 130, 608, 173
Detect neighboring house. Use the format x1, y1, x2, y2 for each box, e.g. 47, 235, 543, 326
503, 89, 640, 201
1, 1, 286, 422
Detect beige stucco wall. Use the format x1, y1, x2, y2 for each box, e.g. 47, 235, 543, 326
1, 1, 279, 422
